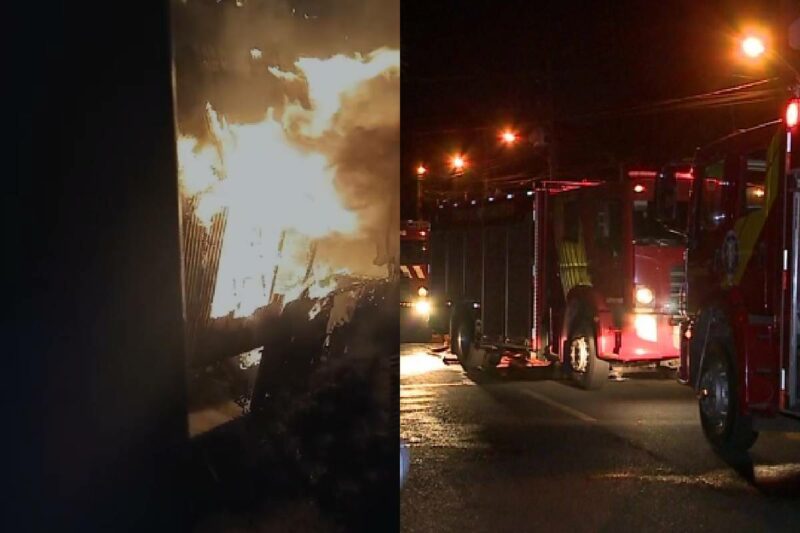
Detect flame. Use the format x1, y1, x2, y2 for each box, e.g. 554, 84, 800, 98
177, 48, 399, 319
278, 48, 400, 136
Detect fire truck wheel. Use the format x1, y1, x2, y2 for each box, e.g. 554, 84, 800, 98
566, 322, 609, 390
698, 339, 758, 454
454, 315, 476, 370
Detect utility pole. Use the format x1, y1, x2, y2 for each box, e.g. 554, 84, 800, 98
416, 175, 423, 221
415, 164, 427, 221
545, 44, 557, 182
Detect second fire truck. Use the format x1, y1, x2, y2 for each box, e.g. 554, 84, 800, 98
679, 96, 800, 453
400, 219, 432, 341
429, 169, 691, 389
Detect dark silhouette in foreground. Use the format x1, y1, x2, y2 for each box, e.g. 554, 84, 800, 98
189, 280, 399, 532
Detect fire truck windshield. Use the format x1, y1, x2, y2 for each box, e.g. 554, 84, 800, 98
632, 200, 686, 246
401, 240, 427, 264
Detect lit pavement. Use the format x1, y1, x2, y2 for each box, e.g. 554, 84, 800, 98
400, 343, 800, 533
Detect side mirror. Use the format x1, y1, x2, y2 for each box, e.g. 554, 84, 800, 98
656, 168, 678, 224
686, 234, 697, 251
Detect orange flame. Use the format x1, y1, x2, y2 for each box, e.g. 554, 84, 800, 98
177, 48, 398, 319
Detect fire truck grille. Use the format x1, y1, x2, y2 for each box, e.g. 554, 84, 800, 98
669, 265, 684, 314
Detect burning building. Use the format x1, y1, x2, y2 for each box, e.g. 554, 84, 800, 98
172, 0, 399, 438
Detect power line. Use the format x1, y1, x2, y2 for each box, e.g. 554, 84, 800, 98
406, 78, 783, 137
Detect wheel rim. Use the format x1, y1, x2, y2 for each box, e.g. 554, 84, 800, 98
699, 358, 729, 434
569, 336, 590, 373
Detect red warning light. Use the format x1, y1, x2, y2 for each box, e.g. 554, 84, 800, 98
628, 170, 657, 178
786, 99, 799, 129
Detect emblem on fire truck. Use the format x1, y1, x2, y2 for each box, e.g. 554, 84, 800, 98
720, 230, 739, 284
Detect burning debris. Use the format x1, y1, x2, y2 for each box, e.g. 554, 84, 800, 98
238, 347, 262, 369
188, 277, 398, 530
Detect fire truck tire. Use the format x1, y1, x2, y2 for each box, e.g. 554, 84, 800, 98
566, 321, 609, 390
449, 311, 461, 356
454, 315, 475, 369
698, 338, 758, 454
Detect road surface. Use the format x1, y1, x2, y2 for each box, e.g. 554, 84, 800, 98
400, 343, 800, 533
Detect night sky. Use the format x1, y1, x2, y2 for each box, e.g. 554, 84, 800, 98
401, 0, 799, 219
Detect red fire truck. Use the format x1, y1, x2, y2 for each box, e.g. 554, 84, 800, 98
679, 96, 800, 453
400, 219, 432, 341
429, 169, 691, 389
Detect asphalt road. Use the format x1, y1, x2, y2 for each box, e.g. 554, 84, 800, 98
400, 343, 800, 533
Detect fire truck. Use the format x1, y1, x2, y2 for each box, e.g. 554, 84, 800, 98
679, 95, 800, 453
429, 169, 691, 389
400, 219, 432, 341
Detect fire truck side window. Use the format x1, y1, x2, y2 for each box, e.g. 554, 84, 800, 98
699, 159, 728, 232
401, 240, 426, 265
596, 200, 622, 257
742, 149, 767, 214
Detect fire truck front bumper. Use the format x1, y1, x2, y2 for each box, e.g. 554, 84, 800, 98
400, 298, 433, 341
596, 312, 681, 363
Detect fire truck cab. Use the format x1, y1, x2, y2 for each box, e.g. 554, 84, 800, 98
680, 98, 800, 453
430, 170, 690, 389
400, 220, 432, 341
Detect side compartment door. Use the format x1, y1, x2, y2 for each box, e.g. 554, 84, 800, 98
785, 171, 800, 409
732, 138, 782, 408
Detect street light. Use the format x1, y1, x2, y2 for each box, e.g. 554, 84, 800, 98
451, 154, 466, 172
416, 164, 428, 177
741, 35, 766, 59
500, 129, 518, 145
735, 28, 799, 81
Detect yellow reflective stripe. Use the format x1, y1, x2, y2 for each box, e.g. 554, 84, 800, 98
553, 197, 592, 300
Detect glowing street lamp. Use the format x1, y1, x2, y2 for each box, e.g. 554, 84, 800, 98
734, 27, 800, 83
451, 154, 466, 172
500, 129, 518, 145
416, 164, 428, 177
741, 35, 766, 59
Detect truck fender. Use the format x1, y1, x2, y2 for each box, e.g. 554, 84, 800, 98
688, 303, 746, 402
560, 286, 601, 356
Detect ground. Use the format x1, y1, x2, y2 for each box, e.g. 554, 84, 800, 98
400, 343, 800, 533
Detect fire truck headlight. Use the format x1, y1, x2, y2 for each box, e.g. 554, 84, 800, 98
635, 286, 654, 305
418, 286, 428, 297
414, 299, 431, 316
634, 314, 658, 343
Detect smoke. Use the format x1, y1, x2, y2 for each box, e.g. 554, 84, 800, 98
308, 58, 401, 269
172, 0, 399, 137
173, 0, 399, 306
